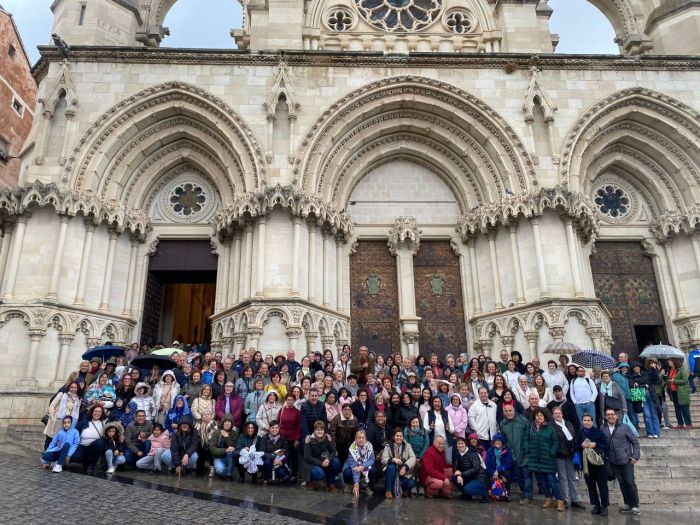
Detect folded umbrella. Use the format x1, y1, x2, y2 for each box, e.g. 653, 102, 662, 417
544, 341, 580, 355
572, 349, 616, 370
130, 355, 177, 371
82, 345, 125, 362
639, 344, 685, 360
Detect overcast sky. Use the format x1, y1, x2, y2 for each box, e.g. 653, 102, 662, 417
4, 0, 618, 65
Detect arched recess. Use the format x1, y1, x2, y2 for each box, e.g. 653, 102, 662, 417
65, 82, 266, 205
295, 76, 534, 210
561, 88, 700, 210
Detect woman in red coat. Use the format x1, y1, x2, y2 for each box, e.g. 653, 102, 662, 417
278, 393, 302, 479
419, 435, 453, 498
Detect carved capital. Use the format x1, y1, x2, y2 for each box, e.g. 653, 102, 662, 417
58, 333, 74, 346
388, 216, 421, 256
286, 326, 303, 338
402, 332, 420, 345
28, 329, 46, 341
524, 332, 538, 344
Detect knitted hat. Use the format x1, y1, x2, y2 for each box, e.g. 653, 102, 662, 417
492, 433, 506, 444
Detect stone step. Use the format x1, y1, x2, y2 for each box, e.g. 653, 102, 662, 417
609, 489, 697, 507
634, 478, 694, 491
633, 465, 700, 479
641, 455, 694, 467
6, 424, 46, 453
636, 437, 695, 447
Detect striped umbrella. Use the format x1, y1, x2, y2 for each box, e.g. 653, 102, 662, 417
544, 341, 580, 355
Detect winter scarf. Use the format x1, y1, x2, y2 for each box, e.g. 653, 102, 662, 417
120, 401, 138, 428
600, 381, 613, 397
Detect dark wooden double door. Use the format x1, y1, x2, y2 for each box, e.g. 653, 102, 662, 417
350, 240, 466, 359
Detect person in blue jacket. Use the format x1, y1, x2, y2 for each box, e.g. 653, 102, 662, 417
689, 349, 700, 394
485, 433, 513, 492
41, 416, 80, 473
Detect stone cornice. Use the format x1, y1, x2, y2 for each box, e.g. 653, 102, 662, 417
32, 46, 700, 81
212, 184, 354, 242
0, 181, 150, 240
456, 185, 599, 241
650, 205, 700, 241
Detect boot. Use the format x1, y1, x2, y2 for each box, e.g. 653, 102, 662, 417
385, 491, 393, 499
557, 500, 566, 512
542, 498, 553, 509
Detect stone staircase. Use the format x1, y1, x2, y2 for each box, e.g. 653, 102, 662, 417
5, 423, 45, 453
608, 395, 700, 510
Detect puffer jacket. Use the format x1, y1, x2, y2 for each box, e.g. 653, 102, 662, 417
526, 422, 559, 474
330, 413, 359, 449
403, 426, 429, 459
602, 421, 640, 466
452, 446, 487, 485
169, 415, 199, 467
303, 434, 337, 482
500, 414, 530, 467
103, 421, 125, 453
208, 417, 240, 458
133, 382, 157, 420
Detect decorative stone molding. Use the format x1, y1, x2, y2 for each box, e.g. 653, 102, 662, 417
456, 185, 598, 242
675, 315, 700, 350
212, 184, 354, 242
523, 67, 557, 123
387, 216, 421, 256
651, 204, 700, 241
263, 62, 300, 121
38, 59, 79, 114
0, 181, 149, 239
0, 305, 135, 345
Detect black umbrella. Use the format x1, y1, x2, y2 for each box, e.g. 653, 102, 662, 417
130, 355, 177, 371
82, 345, 125, 362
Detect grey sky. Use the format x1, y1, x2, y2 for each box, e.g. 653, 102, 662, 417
5, 0, 617, 65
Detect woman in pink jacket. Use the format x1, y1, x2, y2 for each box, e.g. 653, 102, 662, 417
215, 382, 243, 428
446, 393, 469, 439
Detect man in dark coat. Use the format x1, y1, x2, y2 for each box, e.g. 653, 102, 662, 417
366, 411, 390, 455
547, 385, 580, 432
300, 388, 327, 440
163, 415, 199, 474
602, 409, 641, 514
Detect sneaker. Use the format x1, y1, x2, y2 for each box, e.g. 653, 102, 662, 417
519, 499, 532, 506
661, 425, 670, 430
106, 467, 116, 474
619, 505, 632, 513
52, 464, 63, 473
571, 501, 586, 510
631, 507, 641, 515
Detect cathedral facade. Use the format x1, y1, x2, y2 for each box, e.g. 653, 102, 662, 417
1, 0, 700, 421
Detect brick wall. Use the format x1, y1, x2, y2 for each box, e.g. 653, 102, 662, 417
350, 241, 401, 355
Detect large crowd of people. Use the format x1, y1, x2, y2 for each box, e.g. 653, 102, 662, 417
40, 343, 696, 515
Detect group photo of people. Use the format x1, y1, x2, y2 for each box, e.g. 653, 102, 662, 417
40, 341, 696, 516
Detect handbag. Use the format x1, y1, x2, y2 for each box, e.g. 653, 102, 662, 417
40, 414, 49, 426
604, 394, 622, 412
630, 387, 647, 402
605, 461, 616, 481
490, 477, 509, 501
622, 414, 639, 437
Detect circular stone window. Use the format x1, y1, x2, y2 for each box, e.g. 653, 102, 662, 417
444, 9, 473, 34
169, 182, 207, 217
327, 8, 356, 31
354, 0, 443, 33
594, 184, 630, 219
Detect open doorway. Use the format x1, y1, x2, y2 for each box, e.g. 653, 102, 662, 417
634, 325, 668, 355
140, 240, 217, 347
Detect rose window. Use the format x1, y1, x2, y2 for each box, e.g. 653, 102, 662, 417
354, 0, 444, 32
594, 185, 630, 219
169, 183, 206, 217
328, 9, 355, 31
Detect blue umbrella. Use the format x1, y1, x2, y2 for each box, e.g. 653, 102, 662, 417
639, 344, 684, 360
82, 344, 125, 362
572, 349, 616, 370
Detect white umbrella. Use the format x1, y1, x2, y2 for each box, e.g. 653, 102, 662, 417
639, 344, 685, 360
544, 341, 580, 355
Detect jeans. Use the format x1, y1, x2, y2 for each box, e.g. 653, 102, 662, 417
124, 440, 152, 465
41, 443, 71, 465
575, 402, 596, 426
161, 450, 199, 470
642, 394, 661, 436
136, 448, 167, 471
73, 440, 106, 469
584, 464, 609, 509
383, 464, 412, 493
454, 477, 488, 498
105, 450, 126, 470
611, 462, 639, 508
626, 400, 639, 425
309, 457, 340, 485
534, 472, 562, 501
690, 371, 699, 393
513, 464, 533, 500
263, 457, 290, 481
213, 451, 236, 477
670, 391, 692, 426
556, 457, 580, 503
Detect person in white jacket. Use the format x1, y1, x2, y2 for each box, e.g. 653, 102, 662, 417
532, 374, 555, 407
153, 370, 181, 425
542, 360, 569, 395
569, 366, 598, 425
133, 382, 157, 420
514, 375, 536, 408
467, 387, 498, 449
503, 360, 522, 391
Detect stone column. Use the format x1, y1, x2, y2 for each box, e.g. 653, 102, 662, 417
524, 332, 538, 362
0, 223, 13, 289
478, 339, 493, 358
34, 109, 53, 165
663, 240, 688, 317
222, 337, 234, 356
247, 327, 263, 349
451, 240, 473, 322
217, 239, 230, 312
508, 224, 526, 305
564, 218, 584, 298
46, 215, 70, 301
586, 327, 603, 351
233, 332, 247, 356
99, 229, 119, 312
242, 224, 254, 300
307, 222, 317, 303
255, 218, 266, 297
17, 329, 46, 387
335, 236, 344, 312
467, 239, 482, 314
74, 221, 95, 305
487, 230, 504, 310
286, 327, 302, 353
305, 331, 319, 355
122, 237, 140, 316
388, 217, 422, 344
321, 335, 335, 353
322, 229, 332, 307
530, 217, 550, 299
291, 217, 302, 296
501, 335, 514, 354
51, 333, 74, 388
230, 233, 242, 307
690, 233, 700, 276
402, 333, 419, 357
1, 215, 28, 301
